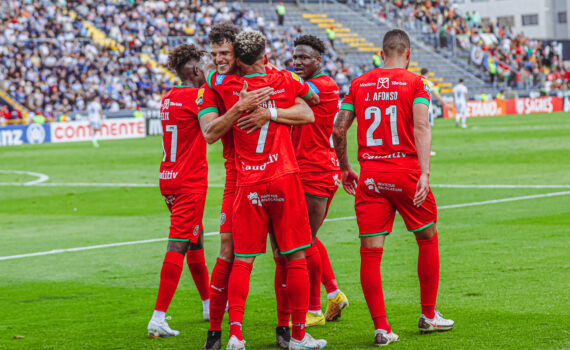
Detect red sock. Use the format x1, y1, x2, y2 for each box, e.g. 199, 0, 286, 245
287, 259, 309, 341
360, 247, 390, 333
209, 258, 232, 331
306, 245, 322, 312
274, 257, 290, 327
417, 232, 439, 319
228, 260, 253, 341
155, 251, 185, 312
315, 237, 339, 294
186, 249, 210, 301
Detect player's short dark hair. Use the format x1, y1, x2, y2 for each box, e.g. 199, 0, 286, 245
234, 30, 266, 65
209, 22, 240, 45
294, 35, 326, 55
382, 29, 410, 57
459, 78, 464, 83
421, 68, 428, 76
167, 44, 206, 74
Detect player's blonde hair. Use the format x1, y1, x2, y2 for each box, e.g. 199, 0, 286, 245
234, 30, 266, 65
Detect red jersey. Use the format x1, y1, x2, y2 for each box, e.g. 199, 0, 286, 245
340, 68, 431, 173
197, 77, 235, 171
291, 73, 340, 174
159, 86, 208, 194
200, 70, 312, 186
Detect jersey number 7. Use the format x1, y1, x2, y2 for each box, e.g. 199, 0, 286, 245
162, 125, 177, 162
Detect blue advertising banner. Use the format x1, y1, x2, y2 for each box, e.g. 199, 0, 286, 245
0, 123, 51, 146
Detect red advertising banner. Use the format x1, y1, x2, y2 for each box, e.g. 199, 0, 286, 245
51, 118, 146, 143
443, 97, 565, 118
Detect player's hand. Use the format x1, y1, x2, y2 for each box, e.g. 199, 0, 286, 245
237, 108, 270, 134
341, 167, 359, 196
413, 173, 430, 207
237, 81, 274, 112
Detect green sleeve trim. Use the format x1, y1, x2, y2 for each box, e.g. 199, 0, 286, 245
197, 107, 219, 119
280, 244, 311, 255
340, 102, 354, 112
413, 97, 430, 107
311, 72, 327, 79
304, 192, 328, 200
409, 221, 435, 232
301, 88, 312, 100
168, 238, 190, 242
359, 231, 389, 237
206, 70, 216, 89
234, 251, 264, 257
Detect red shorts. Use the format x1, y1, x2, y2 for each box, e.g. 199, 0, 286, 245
232, 173, 312, 256
163, 192, 206, 244
220, 166, 237, 233
301, 170, 341, 222
355, 172, 437, 237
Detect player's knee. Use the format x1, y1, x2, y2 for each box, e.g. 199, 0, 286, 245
360, 235, 386, 248
414, 224, 437, 240
235, 256, 255, 264
167, 240, 189, 254
284, 249, 306, 261
188, 241, 203, 250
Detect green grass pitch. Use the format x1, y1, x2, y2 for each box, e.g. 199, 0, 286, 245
0, 112, 569, 349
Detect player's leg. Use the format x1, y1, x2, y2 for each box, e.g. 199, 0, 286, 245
91, 123, 100, 147
149, 193, 204, 337
269, 233, 291, 349
460, 105, 467, 128
356, 174, 399, 346
269, 174, 326, 349
187, 231, 210, 321
454, 104, 460, 127
203, 170, 236, 350
226, 184, 268, 348
304, 193, 326, 324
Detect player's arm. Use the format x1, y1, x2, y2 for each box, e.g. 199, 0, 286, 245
412, 103, 431, 207
199, 82, 274, 144
303, 88, 319, 106
236, 97, 314, 133
333, 109, 358, 195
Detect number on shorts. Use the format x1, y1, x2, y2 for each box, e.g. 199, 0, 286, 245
364, 105, 399, 146
163, 124, 178, 162
256, 121, 270, 153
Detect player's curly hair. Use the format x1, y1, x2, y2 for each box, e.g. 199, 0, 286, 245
234, 30, 266, 65
167, 44, 206, 75
209, 22, 240, 45
294, 35, 326, 55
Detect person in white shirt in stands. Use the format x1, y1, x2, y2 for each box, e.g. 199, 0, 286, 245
452, 79, 468, 128
86, 94, 104, 147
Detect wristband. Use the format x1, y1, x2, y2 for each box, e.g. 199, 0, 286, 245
269, 108, 278, 121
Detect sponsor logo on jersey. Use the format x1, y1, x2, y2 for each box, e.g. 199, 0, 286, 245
377, 77, 390, 89
196, 88, 205, 105
291, 72, 304, 84
421, 78, 431, 94
248, 192, 262, 207
159, 170, 178, 179
193, 225, 200, 236
162, 98, 170, 111
215, 74, 226, 85
220, 213, 226, 225
359, 82, 376, 87
362, 152, 407, 160
241, 153, 279, 171
391, 81, 407, 86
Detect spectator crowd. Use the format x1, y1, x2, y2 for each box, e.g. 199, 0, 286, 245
0, 0, 354, 120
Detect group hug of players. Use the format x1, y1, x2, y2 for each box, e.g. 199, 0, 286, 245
149, 23, 454, 350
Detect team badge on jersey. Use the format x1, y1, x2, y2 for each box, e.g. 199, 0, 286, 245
291, 72, 304, 84
193, 225, 200, 236
377, 77, 390, 89
196, 88, 205, 105
220, 213, 226, 225
215, 74, 226, 86
421, 78, 431, 94
162, 98, 170, 111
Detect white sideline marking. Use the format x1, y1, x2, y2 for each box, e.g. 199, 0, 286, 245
0, 170, 49, 185
1, 190, 569, 262
0, 182, 225, 188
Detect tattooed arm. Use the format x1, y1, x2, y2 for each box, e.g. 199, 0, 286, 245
333, 109, 359, 195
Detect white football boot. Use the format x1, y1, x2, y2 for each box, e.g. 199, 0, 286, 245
147, 316, 180, 337
289, 332, 327, 349
418, 310, 455, 333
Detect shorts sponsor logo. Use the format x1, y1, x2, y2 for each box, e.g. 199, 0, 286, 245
248, 192, 262, 207
364, 178, 402, 193
333, 174, 341, 187
26, 124, 46, 144
196, 88, 205, 105
193, 225, 200, 236
163, 194, 175, 206
220, 213, 226, 225
377, 77, 390, 89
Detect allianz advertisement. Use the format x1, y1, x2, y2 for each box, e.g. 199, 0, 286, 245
0, 123, 51, 146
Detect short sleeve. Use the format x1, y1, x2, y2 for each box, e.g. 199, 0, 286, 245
340, 81, 355, 112
285, 71, 311, 99
413, 76, 431, 107
197, 84, 220, 119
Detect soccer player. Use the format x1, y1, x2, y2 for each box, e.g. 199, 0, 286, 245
291, 34, 348, 326
86, 94, 103, 148
420, 67, 447, 157
199, 30, 327, 350
453, 78, 469, 128
147, 44, 212, 338
333, 29, 454, 346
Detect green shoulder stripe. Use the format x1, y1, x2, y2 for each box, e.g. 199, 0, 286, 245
340, 102, 354, 112
413, 97, 429, 107
197, 107, 219, 119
